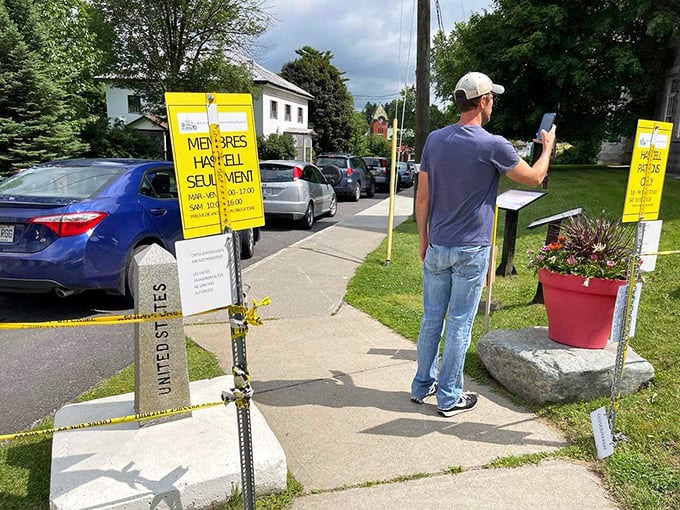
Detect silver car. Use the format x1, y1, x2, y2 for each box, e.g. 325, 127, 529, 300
260, 160, 337, 229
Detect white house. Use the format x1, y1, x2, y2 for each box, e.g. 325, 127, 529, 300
102, 60, 314, 161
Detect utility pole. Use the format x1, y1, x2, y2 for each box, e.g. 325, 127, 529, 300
414, 0, 430, 215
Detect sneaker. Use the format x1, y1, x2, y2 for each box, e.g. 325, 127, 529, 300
410, 382, 438, 404
437, 393, 477, 417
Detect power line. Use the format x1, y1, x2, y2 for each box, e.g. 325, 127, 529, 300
434, 0, 444, 33
353, 93, 401, 99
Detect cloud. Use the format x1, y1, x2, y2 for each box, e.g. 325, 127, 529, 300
253, 0, 494, 109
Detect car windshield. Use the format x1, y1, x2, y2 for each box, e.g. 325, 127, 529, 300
315, 157, 346, 168
0, 165, 122, 199
260, 164, 297, 182
363, 158, 379, 166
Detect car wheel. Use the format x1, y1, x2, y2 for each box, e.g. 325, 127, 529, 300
125, 244, 150, 304
367, 179, 375, 198
352, 181, 361, 202
327, 194, 337, 217
240, 228, 255, 259
299, 202, 314, 229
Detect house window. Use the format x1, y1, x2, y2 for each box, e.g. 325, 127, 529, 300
270, 100, 278, 119
297, 107, 303, 123
127, 95, 142, 114
285, 104, 291, 122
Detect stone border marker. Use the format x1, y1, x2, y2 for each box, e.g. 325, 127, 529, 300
133, 244, 191, 425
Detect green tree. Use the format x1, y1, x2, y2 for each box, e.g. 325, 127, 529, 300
361, 101, 378, 124
349, 111, 368, 155
430, 104, 452, 131
43, 0, 105, 127
257, 133, 296, 160
0, 0, 87, 174
365, 135, 392, 158
280, 46, 355, 154
385, 86, 416, 131
91, 0, 271, 110
81, 119, 163, 159
431, 0, 679, 162
5, 0, 105, 135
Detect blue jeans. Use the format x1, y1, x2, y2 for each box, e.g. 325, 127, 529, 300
411, 244, 490, 409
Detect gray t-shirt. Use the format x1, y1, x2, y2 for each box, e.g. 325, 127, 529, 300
422, 124, 519, 247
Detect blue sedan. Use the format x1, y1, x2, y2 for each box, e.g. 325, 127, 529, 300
0, 159, 256, 298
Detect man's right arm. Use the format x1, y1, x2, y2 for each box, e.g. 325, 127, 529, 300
506, 125, 557, 187
415, 170, 430, 261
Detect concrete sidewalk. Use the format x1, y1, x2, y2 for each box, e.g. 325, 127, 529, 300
185, 195, 619, 509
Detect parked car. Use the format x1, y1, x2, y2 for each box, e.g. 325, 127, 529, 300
0, 158, 257, 298
314, 153, 375, 201
361, 156, 400, 193
260, 160, 337, 229
396, 161, 414, 187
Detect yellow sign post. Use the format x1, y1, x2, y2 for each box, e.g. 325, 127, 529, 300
603, 118, 673, 453
165, 92, 264, 509
622, 119, 673, 223
165, 92, 264, 239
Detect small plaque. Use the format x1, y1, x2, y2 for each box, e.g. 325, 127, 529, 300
527, 207, 584, 229
496, 189, 546, 211
590, 406, 615, 459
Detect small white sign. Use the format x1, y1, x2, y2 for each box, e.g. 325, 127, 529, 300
611, 282, 642, 342
175, 234, 233, 316
638, 132, 669, 149
640, 220, 662, 272
176, 111, 248, 134
590, 407, 615, 459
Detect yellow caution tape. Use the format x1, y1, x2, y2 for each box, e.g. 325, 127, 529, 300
0, 297, 271, 441
0, 310, 185, 329
641, 250, 680, 256
0, 296, 270, 330
0, 401, 224, 442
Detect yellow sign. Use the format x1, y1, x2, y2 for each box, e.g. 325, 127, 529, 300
622, 119, 673, 223
165, 92, 264, 238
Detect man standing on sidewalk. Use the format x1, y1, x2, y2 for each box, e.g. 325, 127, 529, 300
410, 71, 556, 417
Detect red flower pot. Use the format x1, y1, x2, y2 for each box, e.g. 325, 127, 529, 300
537, 268, 627, 349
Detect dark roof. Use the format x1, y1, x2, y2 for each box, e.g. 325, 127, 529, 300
249, 60, 314, 100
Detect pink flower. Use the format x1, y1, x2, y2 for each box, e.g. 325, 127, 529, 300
606, 260, 616, 267
567, 255, 577, 265
536, 254, 545, 262
589, 254, 599, 261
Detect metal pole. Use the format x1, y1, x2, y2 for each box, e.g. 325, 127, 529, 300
608, 129, 657, 437
385, 118, 399, 265
206, 93, 256, 509
483, 205, 499, 334
414, 0, 430, 217
227, 229, 256, 509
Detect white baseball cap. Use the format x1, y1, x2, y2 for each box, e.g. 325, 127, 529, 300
454, 72, 505, 100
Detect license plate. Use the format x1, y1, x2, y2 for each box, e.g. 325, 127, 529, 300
0, 224, 14, 243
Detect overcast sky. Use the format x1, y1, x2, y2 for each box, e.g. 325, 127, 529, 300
253, 0, 495, 110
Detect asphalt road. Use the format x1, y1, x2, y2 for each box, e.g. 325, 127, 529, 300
0, 187, 413, 435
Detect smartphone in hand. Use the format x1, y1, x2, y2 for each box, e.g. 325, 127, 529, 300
536, 112, 556, 140
532, 112, 556, 190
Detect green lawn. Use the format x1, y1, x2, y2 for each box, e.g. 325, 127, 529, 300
345, 166, 680, 510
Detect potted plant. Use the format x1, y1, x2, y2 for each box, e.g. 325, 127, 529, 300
527, 211, 635, 349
